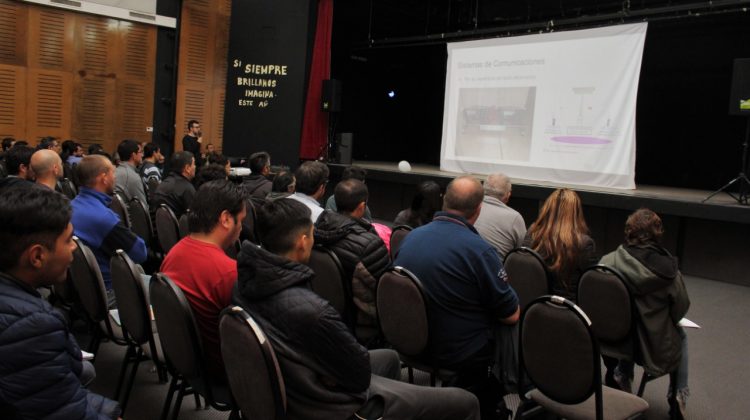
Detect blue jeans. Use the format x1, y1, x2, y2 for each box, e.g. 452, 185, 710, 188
618, 326, 688, 393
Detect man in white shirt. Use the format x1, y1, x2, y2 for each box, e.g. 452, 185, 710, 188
474, 173, 526, 261
287, 160, 328, 222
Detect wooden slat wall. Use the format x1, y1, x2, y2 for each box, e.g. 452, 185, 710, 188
174, 0, 232, 152
0, 0, 156, 152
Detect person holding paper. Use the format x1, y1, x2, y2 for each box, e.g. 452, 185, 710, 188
599, 208, 691, 419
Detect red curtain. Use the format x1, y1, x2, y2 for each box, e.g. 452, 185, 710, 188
299, 0, 334, 160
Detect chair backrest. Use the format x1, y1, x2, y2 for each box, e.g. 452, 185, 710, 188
241, 199, 259, 244
504, 247, 550, 311
128, 198, 153, 246
520, 296, 601, 410
146, 177, 160, 204
69, 237, 118, 339
57, 178, 77, 199
155, 204, 180, 253
577, 265, 635, 358
376, 266, 429, 357
150, 273, 205, 382
307, 246, 352, 324
389, 225, 412, 258
220, 306, 286, 420
178, 212, 189, 239
110, 250, 152, 345
111, 192, 132, 227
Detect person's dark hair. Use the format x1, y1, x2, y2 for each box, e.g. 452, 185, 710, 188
60, 140, 76, 162
188, 180, 246, 234
2, 137, 14, 151
207, 152, 228, 167
272, 171, 295, 193
188, 119, 199, 130
169, 151, 194, 174
256, 199, 312, 254
5, 145, 34, 176
335, 179, 368, 214
88, 144, 104, 155
341, 166, 367, 182
407, 181, 442, 227
13, 140, 28, 147
194, 164, 228, 188
294, 160, 328, 195
624, 208, 664, 246
249, 152, 270, 174
37, 137, 57, 151
143, 142, 160, 158
0, 185, 71, 271
76, 155, 112, 187
117, 139, 141, 162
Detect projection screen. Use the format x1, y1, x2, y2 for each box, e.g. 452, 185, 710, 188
440, 23, 648, 189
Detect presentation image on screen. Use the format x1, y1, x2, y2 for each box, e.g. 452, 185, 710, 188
441, 23, 648, 189
455, 87, 536, 162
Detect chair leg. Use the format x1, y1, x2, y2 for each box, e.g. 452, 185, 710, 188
120, 353, 142, 415
194, 393, 202, 409
114, 345, 135, 400
636, 371, 650, 397
171, 381, 186, 420
160, 375, 178, 420
228, 409, 241, 420
407, 366, 414, 384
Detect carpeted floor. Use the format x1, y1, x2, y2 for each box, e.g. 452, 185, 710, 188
84, 275, 750, 419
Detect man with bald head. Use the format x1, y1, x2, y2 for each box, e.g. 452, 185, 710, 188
394, 176, 519, 417
71, 155, 147, 306
30, 149, 63, 190
474, 173, 526, 260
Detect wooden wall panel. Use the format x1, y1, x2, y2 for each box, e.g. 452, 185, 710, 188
5, 2, 157, 149
174, 0, 231, 152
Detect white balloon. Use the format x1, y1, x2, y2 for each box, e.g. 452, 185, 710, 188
398, 160, 412, 172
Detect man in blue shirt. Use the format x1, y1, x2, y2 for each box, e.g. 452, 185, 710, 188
71, 155, 147, 306
394, 176, 519, 417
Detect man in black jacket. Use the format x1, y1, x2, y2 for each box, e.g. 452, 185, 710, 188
153, 151, 197, 218
241, 151, 272, 203
233, 199, 479, 420
315, 179, 389, 341
0, 185, 120, 420
182, 119, 203, 167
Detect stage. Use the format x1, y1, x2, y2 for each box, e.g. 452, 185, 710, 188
328, 161, 750, 286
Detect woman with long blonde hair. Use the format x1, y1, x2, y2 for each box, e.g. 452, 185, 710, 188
522, 188, 597, 301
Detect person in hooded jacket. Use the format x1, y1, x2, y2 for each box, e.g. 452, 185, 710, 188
599, 208, 690, 419
232, 198, 480, 420
314, 179, 389, 341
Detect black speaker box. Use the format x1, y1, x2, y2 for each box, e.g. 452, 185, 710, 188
322, 79, 342, 113
729, 58, 750, 116
335, 133, 352, 165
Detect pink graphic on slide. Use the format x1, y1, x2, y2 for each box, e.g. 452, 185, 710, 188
551, 136, 611, 144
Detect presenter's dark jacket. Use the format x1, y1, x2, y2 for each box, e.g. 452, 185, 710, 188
600, 244, 690, 376
0, 272, 121, 420
182, 135, 203, 167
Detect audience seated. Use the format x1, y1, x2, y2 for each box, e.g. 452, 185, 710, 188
71, 155, 147, 306
522, 188, 598, 301
600, 208, 691, 418
114, 139, 148, 210
153, 151, 196, 218
287, 160, 328, 222
241, 151, 273, 202
394, 176, 519, 417
61, 140, 84, 166
266, 170, 295, 201
393, 180, 443, 228
0, 145, 34, 191
0, 185, 121, 419
140, 142, 163, 188
233, 198, 480, 420
474, 173, 526, 261
324, 166, 373, 221
206, 152, 231, 176
30, 149, 63, 191
194, 163, 229, 188
161, 180, 246, 379
314, 179, 390, 333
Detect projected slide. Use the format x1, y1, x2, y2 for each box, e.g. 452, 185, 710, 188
441, 23, 648, 189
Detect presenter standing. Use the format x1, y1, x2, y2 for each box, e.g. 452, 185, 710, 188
182, 119, 204, 167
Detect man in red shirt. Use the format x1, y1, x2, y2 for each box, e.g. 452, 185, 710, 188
161, 179, 246, 379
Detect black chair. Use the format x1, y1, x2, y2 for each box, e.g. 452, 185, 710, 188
110, 250, 167, 414
111, 192, 132, 228
504, 247, 550, 311
389, 225, 412, 258
150, 273, 236, 420
177, 212, 189, 239
578, 264, 668, 398
376, 266, 454, 385
155, 204, 181, 254
519, 295, 649, 420
57, 177, 78, 199
128, 198, 154, 247
220, 306, 286, 420
307, 246, 354, 328
68, 237, 127, 356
